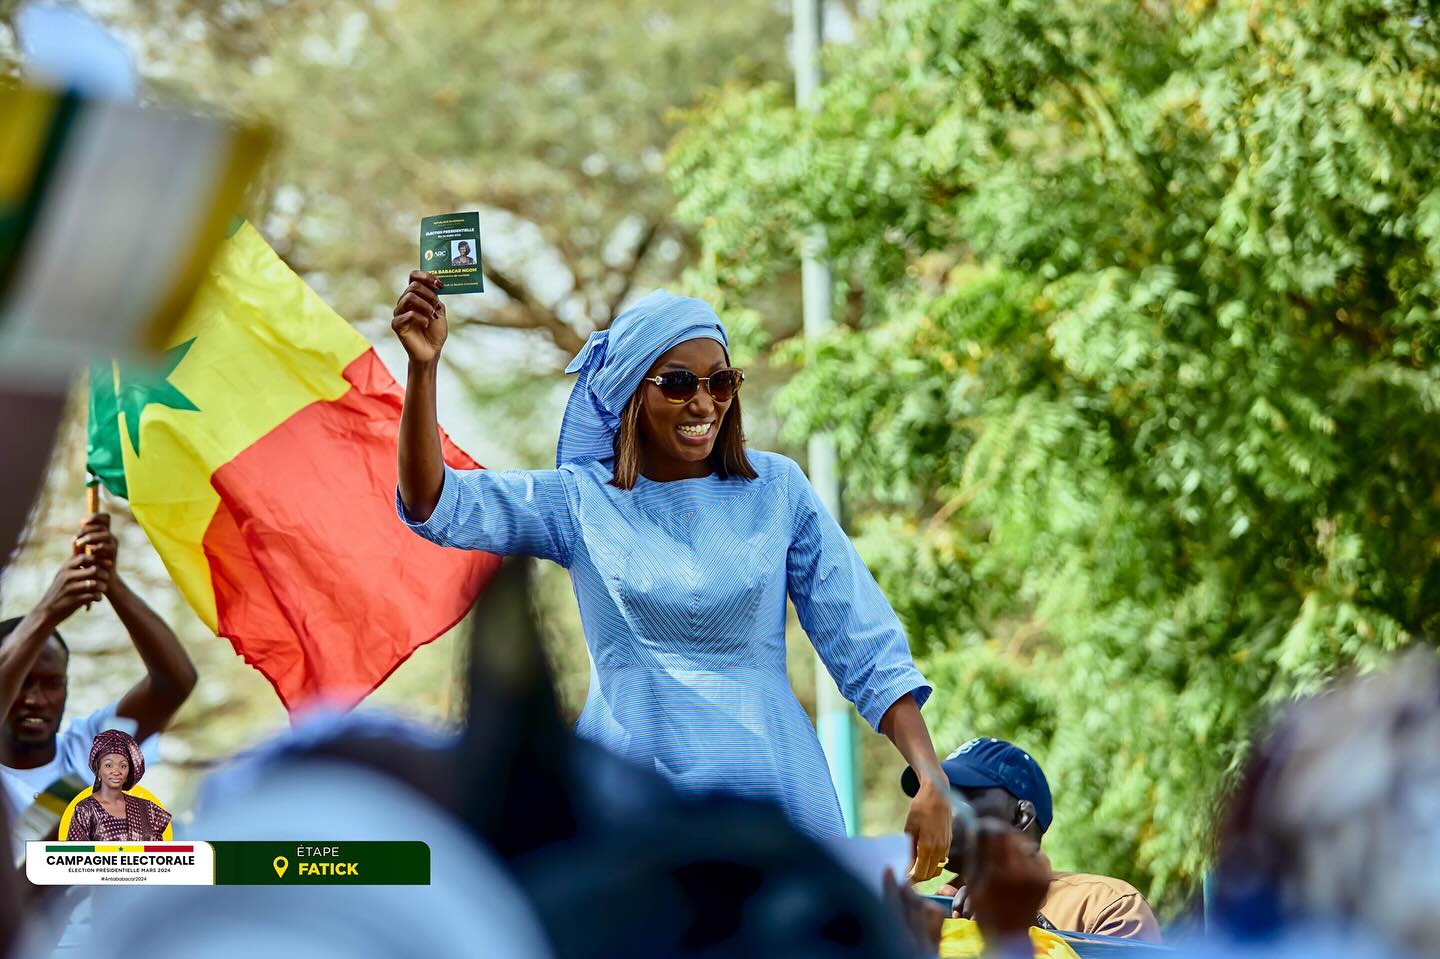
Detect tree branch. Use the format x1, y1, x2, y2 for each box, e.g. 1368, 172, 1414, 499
459, 306, 547, 331
552, 231, 590, 303
837, 0, 867, 30
844, 274, 866, 329
605, 220, 661, 321
481, 262, 587, 355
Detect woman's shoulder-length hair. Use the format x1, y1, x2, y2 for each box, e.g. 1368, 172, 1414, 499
609, 389, 757, 490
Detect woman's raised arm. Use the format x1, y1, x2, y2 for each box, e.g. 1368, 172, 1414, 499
393, 270, 448, 521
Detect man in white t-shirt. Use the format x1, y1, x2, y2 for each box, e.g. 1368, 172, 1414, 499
0, 512, 196, 844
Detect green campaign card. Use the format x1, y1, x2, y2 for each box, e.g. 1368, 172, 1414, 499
420, 211, 483, 295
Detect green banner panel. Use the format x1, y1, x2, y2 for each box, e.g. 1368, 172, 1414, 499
212, 841, 429, 885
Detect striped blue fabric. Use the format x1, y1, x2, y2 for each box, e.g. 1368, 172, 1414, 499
556, 289, 727, 468
398, 451, 930, 838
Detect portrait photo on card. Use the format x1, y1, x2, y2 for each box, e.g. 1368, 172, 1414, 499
451, 239, 477, 266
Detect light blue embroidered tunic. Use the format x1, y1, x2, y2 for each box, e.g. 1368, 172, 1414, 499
399, 450, 929, 838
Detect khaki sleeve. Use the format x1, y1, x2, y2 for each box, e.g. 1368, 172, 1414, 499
1092, 893, 1163, 943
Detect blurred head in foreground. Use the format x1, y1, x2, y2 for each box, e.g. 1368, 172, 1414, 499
1215, 649, 1440, 955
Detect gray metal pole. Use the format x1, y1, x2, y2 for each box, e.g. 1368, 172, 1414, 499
793, 0, 860, 835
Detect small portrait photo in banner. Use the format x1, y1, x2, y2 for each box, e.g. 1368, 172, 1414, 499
60, 728, 172, 843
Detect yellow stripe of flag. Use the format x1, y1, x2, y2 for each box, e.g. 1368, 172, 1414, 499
116, 222, 370, 628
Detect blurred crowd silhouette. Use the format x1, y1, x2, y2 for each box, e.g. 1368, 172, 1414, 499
5, 539, 1437, 958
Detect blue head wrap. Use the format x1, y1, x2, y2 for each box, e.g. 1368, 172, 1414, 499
556, 290, 729, 468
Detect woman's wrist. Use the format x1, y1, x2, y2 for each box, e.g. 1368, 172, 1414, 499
407, 355, 440, 377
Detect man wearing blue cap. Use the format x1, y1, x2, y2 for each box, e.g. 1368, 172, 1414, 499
902, 737, 1162, 942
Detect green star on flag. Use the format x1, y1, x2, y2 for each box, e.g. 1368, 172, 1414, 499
87, 339, 199, 499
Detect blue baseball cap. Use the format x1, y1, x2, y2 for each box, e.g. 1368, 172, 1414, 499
900, 737, 1054, 832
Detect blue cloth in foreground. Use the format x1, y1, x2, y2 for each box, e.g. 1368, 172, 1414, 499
555, 289, 727, 468
398, 452, 931, 838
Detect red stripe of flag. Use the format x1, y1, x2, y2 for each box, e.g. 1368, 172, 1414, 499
202, 348, 497, 709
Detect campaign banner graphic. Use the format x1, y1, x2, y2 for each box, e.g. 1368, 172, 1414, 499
25, 840, 430, 885
28, 842, 213, 885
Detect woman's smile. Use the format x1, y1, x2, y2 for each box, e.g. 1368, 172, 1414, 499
676, 421, 715, 444
638, 338, 733, 478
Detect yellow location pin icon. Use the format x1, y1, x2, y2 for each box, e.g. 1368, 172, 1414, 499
272, 855, 289, 879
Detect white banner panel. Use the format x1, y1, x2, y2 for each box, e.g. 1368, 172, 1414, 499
26, 840, 215, 885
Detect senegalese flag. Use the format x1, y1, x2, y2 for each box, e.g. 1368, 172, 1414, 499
86, 220, 497, 709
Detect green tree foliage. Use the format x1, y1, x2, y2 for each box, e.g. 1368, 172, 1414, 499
8, 0, 787, 364
671, 0, 1440, 910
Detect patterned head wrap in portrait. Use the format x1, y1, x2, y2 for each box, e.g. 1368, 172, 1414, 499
556, 290, 728, 468
89, 728, 145, 789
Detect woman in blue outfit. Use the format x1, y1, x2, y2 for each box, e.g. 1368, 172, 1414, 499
391, 271, 952, 877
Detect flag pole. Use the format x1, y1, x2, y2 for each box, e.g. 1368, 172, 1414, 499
82, 477, 99, 610
84, 354, 100, 610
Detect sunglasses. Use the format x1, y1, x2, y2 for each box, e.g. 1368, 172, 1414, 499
642, 368, 745, 404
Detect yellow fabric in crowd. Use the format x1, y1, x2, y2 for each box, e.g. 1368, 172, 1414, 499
939, 918, 1081, 959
